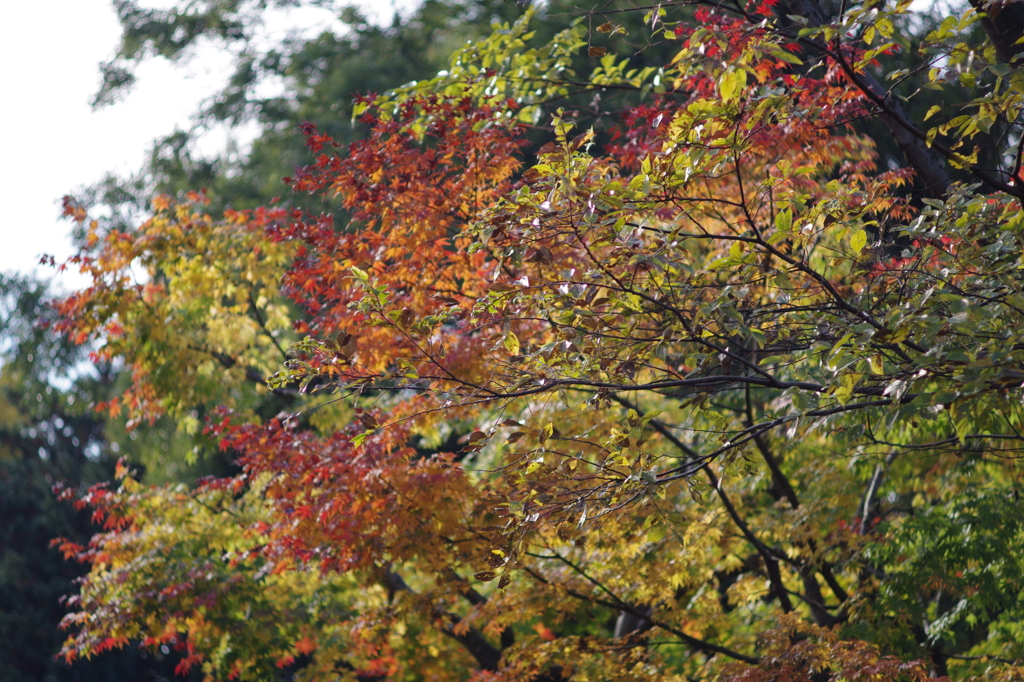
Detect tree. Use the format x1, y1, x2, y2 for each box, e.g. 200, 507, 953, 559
0, 273, 208, 681
82, 0, 672, 227
54, 2, 1024, 681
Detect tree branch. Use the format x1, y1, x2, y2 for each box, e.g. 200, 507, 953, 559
612, 395, 795, 613
521, 567, 759, 664
378, 566, 503, 671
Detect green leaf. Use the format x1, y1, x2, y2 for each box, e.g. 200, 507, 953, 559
775, 208, 793, 233
770, 48, 803, 65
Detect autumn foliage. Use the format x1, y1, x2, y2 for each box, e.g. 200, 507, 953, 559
52, 4, 1024, 682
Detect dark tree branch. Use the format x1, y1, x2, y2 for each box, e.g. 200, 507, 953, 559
782, 0, 953, 198
378, 566, 503, 671
967, 0, 1024, 64
521, 567, 760, 664
744, 387, 849, 610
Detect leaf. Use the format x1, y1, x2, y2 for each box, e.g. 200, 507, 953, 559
869, 354, 885, 375
719, 68, 747, 102
357, 413, 380, 430
539, 422, 554, 444
294, 637, 316, 655
588, 46, 608, 57
775, 208, 793, 234
397, 307, 415, 328
850, 229, 867, 253
504, 331, 520, 356
771, 49, 803, 65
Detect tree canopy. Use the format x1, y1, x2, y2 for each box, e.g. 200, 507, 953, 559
0, 273, 206, 681
51, 1, 1024, 680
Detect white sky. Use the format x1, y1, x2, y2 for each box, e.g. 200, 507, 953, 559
0, 0, 401, 292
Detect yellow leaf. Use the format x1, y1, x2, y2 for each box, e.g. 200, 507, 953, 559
719, 69, 746, 102
870, 355, 885, 375
504, 332, 520, 356
850, 229, 867, 253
